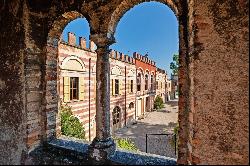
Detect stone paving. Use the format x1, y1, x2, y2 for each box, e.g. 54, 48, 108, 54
114, 100, 178, 159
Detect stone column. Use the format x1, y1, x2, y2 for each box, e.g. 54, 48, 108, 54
87, 34, 116, 163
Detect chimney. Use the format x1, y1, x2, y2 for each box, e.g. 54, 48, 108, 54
89, 40, 96, 51
79, 37, 86, 49
68, 32, 76, 46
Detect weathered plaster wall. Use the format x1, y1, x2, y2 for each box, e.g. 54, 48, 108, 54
0, 0, 27, 164
188, 0, 249, 164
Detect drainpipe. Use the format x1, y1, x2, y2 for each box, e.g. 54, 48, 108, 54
89, 58, 91, 141
125, 66, 127, 126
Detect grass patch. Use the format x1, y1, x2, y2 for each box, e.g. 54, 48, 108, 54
114, 137, 139, 152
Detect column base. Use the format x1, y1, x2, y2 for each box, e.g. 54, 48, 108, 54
87, 137, 116, 164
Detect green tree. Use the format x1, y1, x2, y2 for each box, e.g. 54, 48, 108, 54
60, 105, 85, 139
170, 54, 179, 75
154, 95, 165, 110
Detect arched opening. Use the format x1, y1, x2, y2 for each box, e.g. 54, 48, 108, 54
151, 73, 155, 92
145, 74, 149, 91
109, 1, 180, 159
129, 102, 135, 109
112, 106, 122, 132
44, 11, 94, 141
137, 71, 142, 92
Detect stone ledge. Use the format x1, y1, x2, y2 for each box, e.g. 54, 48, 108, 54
28, 136, 176, 165
111, 149, 177, 165
48, 135, 90, 154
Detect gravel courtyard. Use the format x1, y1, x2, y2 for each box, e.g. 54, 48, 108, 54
114, 99, 178, 158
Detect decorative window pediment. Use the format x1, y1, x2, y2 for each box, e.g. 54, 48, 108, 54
111, 66, 122, 75
61, 56, 86, 72
128, 69, 134, 77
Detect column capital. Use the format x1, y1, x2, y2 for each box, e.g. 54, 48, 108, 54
90, 33, 115, 47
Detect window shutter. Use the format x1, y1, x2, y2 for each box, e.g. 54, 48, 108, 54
119, 79, 122, 95
112, 79, 115, 96
79, 77, 84, 100
63, 77, 70, 102
127, 80, 130, 93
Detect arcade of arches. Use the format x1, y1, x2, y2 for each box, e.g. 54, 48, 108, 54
0, 0, 248, 165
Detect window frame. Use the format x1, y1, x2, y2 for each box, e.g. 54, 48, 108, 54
145, 74, 148, 91
151, 75, 154, 91
137, 73, 141, 92
130, 80, 133, 93
115, 79, 119, 95
70, 77, 79, 101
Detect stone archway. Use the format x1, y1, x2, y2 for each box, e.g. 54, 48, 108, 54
107, 1, 190, 164
0, 0, 248, 165
44, 11, 90, 140
108, 0, 179, 36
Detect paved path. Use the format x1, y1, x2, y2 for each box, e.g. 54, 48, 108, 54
114, 100, 178, 158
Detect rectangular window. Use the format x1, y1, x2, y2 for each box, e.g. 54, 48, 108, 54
156, 81, 158, 90
70, 77, 79, 100
130, 80, 133, 93
115, 79, 119, 95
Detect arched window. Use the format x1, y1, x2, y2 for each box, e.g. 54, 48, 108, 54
61, 56, 86, 102
112, 106, 121, 131
129, 102, 134, 109
145, 74, 149, 90
137, 73, 141, 91
151, 74, 154, 91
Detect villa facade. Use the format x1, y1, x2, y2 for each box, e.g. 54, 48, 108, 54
58, 32, 171, 140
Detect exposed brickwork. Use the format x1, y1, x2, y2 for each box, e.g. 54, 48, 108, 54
0, 0, 248, 165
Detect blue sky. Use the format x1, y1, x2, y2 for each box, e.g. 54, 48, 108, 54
62, 2, 178, 78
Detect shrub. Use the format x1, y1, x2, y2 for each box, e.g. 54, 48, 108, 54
60, 105, 85, 139
114, 137, 139, 152
154, 95, 165, 110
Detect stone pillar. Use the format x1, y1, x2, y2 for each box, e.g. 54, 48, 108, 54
87, 34, 116, 163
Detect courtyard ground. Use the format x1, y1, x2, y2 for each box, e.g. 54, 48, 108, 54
114, 99, 178, 158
